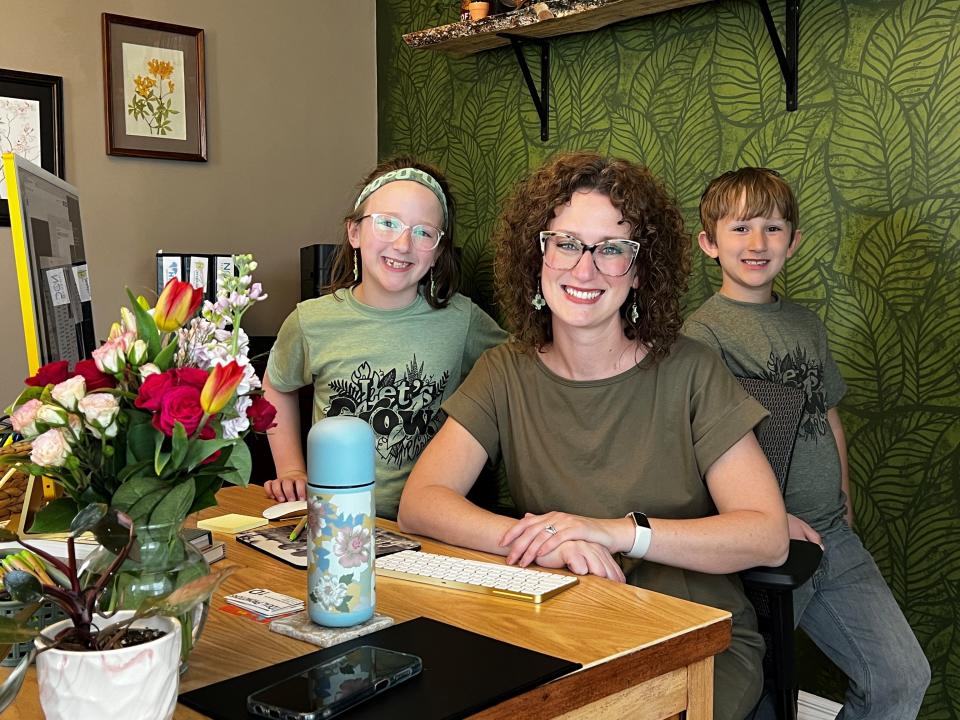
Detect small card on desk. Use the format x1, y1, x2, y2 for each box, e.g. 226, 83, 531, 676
225, 588, 304, 618
197, 513, 268, 534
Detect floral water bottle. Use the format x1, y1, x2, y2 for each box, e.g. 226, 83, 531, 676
306, 416, 376, 627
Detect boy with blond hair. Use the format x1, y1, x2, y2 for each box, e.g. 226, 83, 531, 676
684, 168, 929, 719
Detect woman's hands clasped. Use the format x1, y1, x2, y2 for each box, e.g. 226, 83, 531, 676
500, 512, 628, 583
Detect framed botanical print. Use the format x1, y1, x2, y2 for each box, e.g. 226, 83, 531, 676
101, 13, 207, 161
0, 69, 65, 226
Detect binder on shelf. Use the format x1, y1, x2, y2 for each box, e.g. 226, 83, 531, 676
156, 251, 238, 302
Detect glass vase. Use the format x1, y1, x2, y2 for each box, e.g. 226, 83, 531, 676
79, 517, 210, 670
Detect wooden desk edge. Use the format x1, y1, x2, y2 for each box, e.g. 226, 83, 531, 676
469, 614, 731, 719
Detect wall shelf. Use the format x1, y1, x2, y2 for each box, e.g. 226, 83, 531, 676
402, 0, 714, 57
403, 0, 799, 141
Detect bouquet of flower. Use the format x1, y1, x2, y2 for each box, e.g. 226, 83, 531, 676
0, 254, 276, 533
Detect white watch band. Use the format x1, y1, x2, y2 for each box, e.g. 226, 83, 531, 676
625, 518, 652, 559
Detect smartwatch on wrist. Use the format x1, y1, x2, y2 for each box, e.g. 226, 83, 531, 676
624, 511, 652, 559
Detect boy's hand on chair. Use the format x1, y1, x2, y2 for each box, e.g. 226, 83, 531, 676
264, 471, 308, 502
787, 514, 823, 548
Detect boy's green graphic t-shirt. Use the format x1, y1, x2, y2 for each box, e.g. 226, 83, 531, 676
267, 290, 506, 519
684, 293, 848, 534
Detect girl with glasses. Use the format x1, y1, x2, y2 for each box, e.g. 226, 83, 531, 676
263, 157, 506, 517
398, 152, 789, 719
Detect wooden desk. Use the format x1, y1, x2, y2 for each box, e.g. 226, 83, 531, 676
3, 487, 731, 719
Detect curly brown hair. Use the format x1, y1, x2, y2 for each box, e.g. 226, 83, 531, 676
324, 156, 459, 309
494, 152, 690, 359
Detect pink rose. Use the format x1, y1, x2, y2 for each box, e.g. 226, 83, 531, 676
10, 399, 42, 438
30, 428, 72, 467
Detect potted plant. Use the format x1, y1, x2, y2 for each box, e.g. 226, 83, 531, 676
0, 503, 232, 720
0, 254, 274, 658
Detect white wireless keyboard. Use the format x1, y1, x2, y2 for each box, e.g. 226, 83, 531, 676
375, 550, 578, 604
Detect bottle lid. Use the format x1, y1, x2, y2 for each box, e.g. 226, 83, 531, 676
306, 416, 376, 489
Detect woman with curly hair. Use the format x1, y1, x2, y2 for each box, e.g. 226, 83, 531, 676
398, 152, 788, 719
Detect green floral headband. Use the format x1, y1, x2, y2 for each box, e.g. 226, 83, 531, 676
354, 167, 449, 228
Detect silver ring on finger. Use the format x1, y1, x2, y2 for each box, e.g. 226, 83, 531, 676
544, 524, 558, 536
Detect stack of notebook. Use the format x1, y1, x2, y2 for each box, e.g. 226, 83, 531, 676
183, 527, 226, 565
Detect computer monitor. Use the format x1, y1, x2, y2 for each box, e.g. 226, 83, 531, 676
3, 152, 95, 374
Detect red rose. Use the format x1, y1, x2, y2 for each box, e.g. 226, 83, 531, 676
73, 359, 117, 391
246, 396, 277, 433
173, 367, 210, 390
25, 360, 70, 387
152, 385, 204, 436
135, 371, 176, 411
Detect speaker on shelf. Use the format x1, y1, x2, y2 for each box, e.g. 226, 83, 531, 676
300, 244, 339, 301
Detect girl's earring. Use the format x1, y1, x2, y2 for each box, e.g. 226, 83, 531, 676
353, 249, 359, 282
430, 267, 436, 299
629, 291, 640, 323
531, 280, 546, 311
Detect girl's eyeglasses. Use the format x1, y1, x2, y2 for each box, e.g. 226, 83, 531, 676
539, 231, 640, 277
358, 213, 444, 251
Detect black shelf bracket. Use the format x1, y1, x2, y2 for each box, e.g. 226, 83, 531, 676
499, 33, 550, 141
758, 0, 799, 111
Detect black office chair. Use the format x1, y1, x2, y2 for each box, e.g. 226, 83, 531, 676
737, 376, 824, 720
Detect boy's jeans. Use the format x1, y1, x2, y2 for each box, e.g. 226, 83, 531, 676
793, 524, 930, 719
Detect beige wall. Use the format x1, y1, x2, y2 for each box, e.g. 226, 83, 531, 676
0, 0, 377, 403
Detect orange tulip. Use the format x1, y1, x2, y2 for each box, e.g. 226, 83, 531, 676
200, 361, 245, 415
154, 278, 203, 332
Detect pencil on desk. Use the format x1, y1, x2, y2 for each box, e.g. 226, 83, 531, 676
289, 515, 308, 541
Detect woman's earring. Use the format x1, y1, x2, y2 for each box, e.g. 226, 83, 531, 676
353, 249, 359, 282
531, 281, 546, 311
629, 291, 639, 323
430, 267, 436, 299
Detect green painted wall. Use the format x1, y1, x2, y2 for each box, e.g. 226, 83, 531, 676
377, 0, 960, 713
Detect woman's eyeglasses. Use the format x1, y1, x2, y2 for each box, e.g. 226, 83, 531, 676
539, 231, 640, 277
358, 213, 444, 251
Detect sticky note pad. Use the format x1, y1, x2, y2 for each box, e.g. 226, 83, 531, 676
198, 514, 269, 535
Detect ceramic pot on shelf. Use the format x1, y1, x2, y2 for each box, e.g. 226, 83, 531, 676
35, 611, 181, 720
468, 1, 490, 20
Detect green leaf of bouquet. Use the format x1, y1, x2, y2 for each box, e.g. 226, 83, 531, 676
117, 459, 152, 484
27, 498, 78, 534
219, 441, 251, 488
170, 422, 189, 470
3, 571, 42, 604
110, 477, 168, 520
147, 479, 195, 529
126, 288, 160, 358
69, 503, 108, 536
126, 418, 156, 464
7, 385, 44, 412
188, 476, 223, 515
183, 438, 232, 473
154, 428, 171, 476
153, 339, 178, 372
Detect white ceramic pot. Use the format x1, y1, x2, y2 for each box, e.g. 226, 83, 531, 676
35, 610, 181, 720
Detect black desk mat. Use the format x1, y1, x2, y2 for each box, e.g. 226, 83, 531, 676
179, 616, 580, 719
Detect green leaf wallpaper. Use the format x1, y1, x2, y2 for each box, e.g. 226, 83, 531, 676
377, 0, 960, 714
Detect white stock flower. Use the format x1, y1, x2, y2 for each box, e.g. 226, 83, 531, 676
221, 395, 252, 439
77, 393, 120, 437
30, 428, 72, 467
51, 375, 86, 411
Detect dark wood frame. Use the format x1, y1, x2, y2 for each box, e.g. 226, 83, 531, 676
0, 69, 65, 226
101, 13, 207, 161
